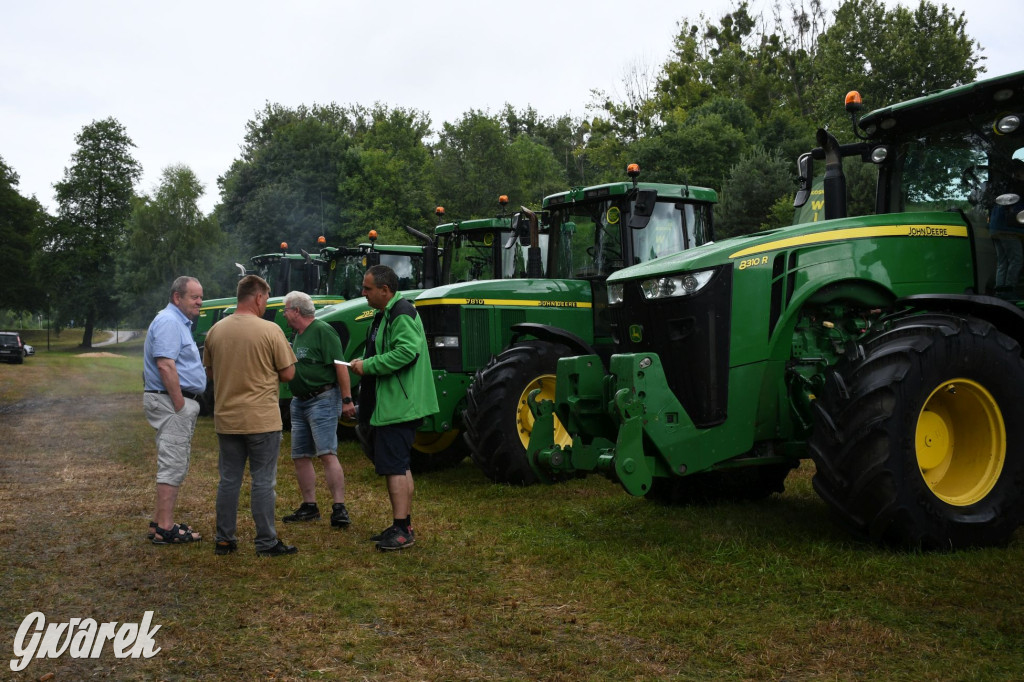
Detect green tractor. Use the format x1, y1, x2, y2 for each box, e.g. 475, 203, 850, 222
413, 171, 718, 477
315, 206, 517, 469
193, 240, 347, 415
525, 70, 1024, 550
314, 220, 443, 365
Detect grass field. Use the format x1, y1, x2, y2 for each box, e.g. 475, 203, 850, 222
1, 333, 1023, 680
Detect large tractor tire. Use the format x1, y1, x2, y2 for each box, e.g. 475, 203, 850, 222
463, 340, 574, 484
809, 313, 1024, 550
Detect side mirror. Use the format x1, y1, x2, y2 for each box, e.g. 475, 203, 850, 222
628, 189, 658, 229
794, 152, 813, 208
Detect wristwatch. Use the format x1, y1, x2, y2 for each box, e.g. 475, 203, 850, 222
342, 396, 353, 404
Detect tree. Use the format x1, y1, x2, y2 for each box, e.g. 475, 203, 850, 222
715, 146, 795, 237
337, 104, 436, 244
117, 165, 223, 326
216, 103, 356, 256
809, 0, 982, 128
0, 155, 48, 313
41, 118, 141, 346
431, 110, 567, 221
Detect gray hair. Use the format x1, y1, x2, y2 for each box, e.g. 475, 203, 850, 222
170, 276, 199, 301
283, 290, 316, 317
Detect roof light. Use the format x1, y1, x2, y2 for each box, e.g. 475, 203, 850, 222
626, 163, 640, 179
845, 91, 863, 114
498, 195, 509, 206
436, 206, 445, 217
317, 235, 326, 245
280, 242, 288, 250
368, 230, 378, 242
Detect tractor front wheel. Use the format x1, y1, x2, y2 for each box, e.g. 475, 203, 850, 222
809, 314, 1024, 549
463, 340, 574, 484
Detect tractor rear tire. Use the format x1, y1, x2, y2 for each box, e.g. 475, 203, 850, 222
809, 313, 1024, 549
463, 340, 574, 485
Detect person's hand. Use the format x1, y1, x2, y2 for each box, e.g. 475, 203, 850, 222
349, 358, 364, 376
341, 403, 357, 419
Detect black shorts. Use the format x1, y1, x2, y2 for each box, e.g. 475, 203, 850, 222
372, 420, 420, 476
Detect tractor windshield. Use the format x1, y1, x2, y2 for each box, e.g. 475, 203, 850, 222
547, 197, 703, 279
440, 229, 545, 282
324, 254, 366, 299
892, 116, 1024, 225
630, 201, 712, 263
548, 198, 624, 279
378, 252, 424, 290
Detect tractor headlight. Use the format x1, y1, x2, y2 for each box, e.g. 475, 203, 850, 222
607, 282, 624, 305
640, 270, 715, 300
433, 336, 460, 348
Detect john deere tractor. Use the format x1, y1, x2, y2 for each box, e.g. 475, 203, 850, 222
316, 207, 516, 469
525, 70, 1024, 550
413, 172, 718, 477
193, 240, 347, 416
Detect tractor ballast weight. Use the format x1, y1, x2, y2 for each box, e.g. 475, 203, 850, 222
527, 70, 1024, 550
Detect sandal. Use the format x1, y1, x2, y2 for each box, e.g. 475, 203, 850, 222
148, 521, 197, 541
151, 524, 201, 545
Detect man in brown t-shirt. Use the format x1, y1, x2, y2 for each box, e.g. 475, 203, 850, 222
203, 275, 298, 556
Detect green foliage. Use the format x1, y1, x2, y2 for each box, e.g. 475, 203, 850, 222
336, 104, 436, 244
716, 146, 796, 237
117, 165, 223, 326
810, 0, 981, 128
431, 109, 568, 220
39, 118, 141, 346
216, 102, 356, 254
0, 155, 48, 312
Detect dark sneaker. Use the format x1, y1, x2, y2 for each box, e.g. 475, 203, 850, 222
256, 540, 298, 557
369, 525, 394, 542
330, 503, 351, 528
283, 502, 320, 523
376, 525, 415, 551
214, 540, 237, 555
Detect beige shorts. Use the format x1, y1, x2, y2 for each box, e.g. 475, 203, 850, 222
144, 392, 200, 486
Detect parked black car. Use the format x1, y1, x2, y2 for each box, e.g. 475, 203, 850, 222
0, 331, 26, 364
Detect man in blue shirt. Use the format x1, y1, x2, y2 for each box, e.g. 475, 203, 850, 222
143, 276, 207, 545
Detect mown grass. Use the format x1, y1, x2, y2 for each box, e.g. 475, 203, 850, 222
1, 344, 1023, 680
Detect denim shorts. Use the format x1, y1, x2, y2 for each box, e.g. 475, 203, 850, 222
290, 386, 340, 458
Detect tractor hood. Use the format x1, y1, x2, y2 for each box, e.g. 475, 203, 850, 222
608, 211, 971, 283
415, 278, 592, 306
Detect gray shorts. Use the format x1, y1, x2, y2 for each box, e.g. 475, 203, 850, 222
144, 392, 200, 486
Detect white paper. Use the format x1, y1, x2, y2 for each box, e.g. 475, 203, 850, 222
333, 360, 351, 366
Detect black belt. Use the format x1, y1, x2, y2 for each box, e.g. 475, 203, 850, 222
146, 389, 201, 401
294, 384, 334, 401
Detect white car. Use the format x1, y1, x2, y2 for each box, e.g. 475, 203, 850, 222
24, 344, 34, 356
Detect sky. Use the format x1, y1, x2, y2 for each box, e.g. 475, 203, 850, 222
0, 0, 1019, 216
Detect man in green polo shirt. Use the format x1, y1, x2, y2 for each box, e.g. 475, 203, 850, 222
281, 291, 357, 528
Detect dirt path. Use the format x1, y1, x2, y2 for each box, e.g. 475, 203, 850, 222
0, 393, 192, 679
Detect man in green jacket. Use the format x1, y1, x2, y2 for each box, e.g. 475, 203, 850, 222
350, 265, 438, 551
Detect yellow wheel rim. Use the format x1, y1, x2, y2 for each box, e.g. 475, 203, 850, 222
517, 374, 572, 451
414, 429, 460, 454
915, 378, 1005, 506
